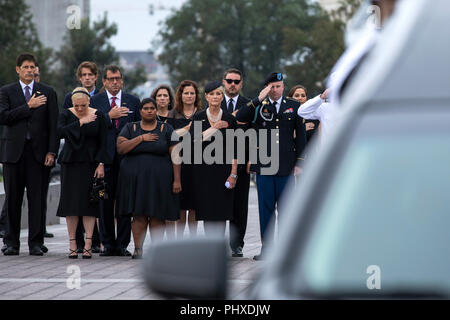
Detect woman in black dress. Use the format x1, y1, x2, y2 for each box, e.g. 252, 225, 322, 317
191, 80, 238, 235
150, 84, 175, 123
57, 87, 109, 259
116, 98, 181, 259
167, 80, 202, 238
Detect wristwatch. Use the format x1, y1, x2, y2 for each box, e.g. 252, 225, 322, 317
229, 173, 238, 179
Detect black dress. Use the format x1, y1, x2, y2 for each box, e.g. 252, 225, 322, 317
56, 109, 109, 217
115, 121, 180, 220
167, 108, 201, 210
191, 109, 237, 221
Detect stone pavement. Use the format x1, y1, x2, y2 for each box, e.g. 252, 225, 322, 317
0, 186, 264, 300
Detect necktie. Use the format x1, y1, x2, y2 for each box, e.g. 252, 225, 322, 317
111, 97, 119, 128
227, 99, 234, 113
273, 101, 277, 113
25, 86, 31, 102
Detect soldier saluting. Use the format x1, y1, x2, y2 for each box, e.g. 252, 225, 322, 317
236, 72, 306, 260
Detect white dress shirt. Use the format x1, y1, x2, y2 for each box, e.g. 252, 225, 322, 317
298, 27, 379, 146
268, 96, 283, 114
224, 94, 239, 112
20, 80, 34, 98
106, 89, 122, 107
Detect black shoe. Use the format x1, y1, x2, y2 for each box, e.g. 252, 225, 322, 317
231, 246, 244, 258
3, 247, 19, 256
253, 253, 264, 261
116, 248, 132, 256
92, 245, 101, 254
41, 245, 48, 253
99, 248, 115, 256
1, 244, 7, 253
44, 232, 54, 238
29, 246, 44, 256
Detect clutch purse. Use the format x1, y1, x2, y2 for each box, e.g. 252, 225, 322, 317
89, 178, 108, 203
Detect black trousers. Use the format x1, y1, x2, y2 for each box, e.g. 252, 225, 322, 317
3, 141, 48, 249
229, 168, 250, 250
98, 154, 131, 251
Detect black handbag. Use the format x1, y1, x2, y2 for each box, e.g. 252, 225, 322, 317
89, 178, 108, 203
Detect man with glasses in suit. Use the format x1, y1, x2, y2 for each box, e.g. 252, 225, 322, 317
221, 68, 251, 258
90, 65, 140, 256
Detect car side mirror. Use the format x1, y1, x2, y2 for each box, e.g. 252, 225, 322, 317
143, 236, 228, 299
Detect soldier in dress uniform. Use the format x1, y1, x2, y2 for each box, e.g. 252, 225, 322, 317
236, 72, 306, 260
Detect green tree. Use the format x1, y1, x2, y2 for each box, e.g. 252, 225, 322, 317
53, 14, 147, 103
155, 0, 345, 98
0, 0, 52, 87
52, 14, 119, 102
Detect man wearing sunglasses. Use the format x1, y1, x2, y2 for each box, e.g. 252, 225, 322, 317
221, 68, 251, 258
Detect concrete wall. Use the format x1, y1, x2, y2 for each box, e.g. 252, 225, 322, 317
0, 182, 61, 229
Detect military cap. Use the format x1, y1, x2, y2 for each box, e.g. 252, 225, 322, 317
204, 80, 222, 94
264, 72, 283, 86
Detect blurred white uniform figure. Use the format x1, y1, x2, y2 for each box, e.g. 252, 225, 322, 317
298, 5, 382, 146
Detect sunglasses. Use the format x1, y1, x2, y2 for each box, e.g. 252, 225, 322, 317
224, 79, 241, 85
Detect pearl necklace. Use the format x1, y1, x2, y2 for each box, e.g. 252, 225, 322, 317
206, 108, 222, 123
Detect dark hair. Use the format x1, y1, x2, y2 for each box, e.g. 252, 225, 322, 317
140, 97, 157, 110
77, 61, 98, 78
174, 80, 202, 113
102, 65, 122, 79
150, 84, 175, 110
223, 68, 243, 80
16, 53, 37, 67
287, 85, 308, 98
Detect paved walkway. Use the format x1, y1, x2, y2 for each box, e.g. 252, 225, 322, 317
0, 186, 264, 300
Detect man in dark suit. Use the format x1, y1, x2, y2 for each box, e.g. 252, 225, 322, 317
220, 68, 251, 258
236, 72, 306, 260
62, 61, 100, 109
90, 65, 140, 256
62, 61, 101, 254
0, 53, 59, 256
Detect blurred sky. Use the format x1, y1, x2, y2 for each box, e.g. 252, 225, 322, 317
90, 0, 186, 52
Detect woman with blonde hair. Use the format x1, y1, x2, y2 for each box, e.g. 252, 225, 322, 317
56, 87, 109, 259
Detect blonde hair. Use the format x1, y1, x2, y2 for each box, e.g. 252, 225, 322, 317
71, 87, 90, 102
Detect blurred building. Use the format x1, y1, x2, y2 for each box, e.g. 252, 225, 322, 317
26, 0, 90, 51
118, 51, 169, 99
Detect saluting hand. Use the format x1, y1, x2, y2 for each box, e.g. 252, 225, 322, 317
258, 85, 271, 102
28, 93, 47, 109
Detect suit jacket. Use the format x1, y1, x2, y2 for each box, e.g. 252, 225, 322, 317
221, 95, 251, 169
90, 91, 141, 159
236, 96, 306, 176
0, 81, 59, 164
62, 87, 100, 109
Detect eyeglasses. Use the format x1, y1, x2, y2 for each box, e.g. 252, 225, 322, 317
106, 77, 122, 82
224, 79, 241, 85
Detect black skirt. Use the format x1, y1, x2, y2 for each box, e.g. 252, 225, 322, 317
57, 162, 100, 217
115, 153, 180, 220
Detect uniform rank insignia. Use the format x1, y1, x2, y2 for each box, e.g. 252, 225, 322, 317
283, 108, 294, 114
